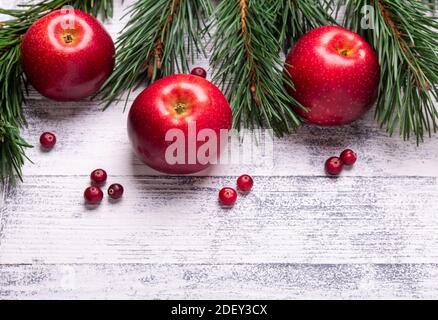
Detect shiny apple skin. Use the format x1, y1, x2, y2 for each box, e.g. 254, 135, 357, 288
21, 9, 115, 101
128, 74, 232, 174
285, 26, 380, 125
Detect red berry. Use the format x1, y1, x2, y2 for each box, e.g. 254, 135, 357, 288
84, 186, 103, 204
325, 156, 343, 176
40, 132, 56, 149
340, 149, 357, 165
108, 183, 124, 200
90, 169, 107, 184
191, 67, 207, 78
219, 187, 237, 206
237, 174, 254, 192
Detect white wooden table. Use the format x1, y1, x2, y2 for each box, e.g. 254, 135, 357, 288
1, 0, 438, 300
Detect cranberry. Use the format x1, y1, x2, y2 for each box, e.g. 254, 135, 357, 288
84, 186, 103, 204
325, 156, 343, 176
108, 183, 124, 200
40, 132, 56, 149
219, 187, 237, 206
237, 174, 254, 192
340, 149, 357, 165
90, 169, 107, 184
191, 67, 207, 78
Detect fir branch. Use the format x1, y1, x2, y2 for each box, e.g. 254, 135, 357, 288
0, 121, 32, 183
423, 0, 437, 12
278, 0, 336, 52
0, 41, 31, 183
70, 0, 114, 20
341, 0, 438, 142
99, 0, 212, 108
0, 0, 113, 184
210, 0, 304, 136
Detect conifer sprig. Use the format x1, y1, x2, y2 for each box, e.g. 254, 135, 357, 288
211, 1, 318, 136
340, 0, 438, 142
99, 0, 212, 108
278, 0, 336, 52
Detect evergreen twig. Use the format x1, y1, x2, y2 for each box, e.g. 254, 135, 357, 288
99, 0, 212, 109
278, 0, 336, 52
0, 0, 113, 184
340, 0, 438, 142
211, 0, 315, 136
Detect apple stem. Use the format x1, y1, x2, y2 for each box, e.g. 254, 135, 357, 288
63, 33, 74, 44
174, 103, 186, 115
337, 48, 350, 57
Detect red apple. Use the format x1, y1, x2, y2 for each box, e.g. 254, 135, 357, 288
21, 9, 115, 101
128, 74, 232, 174
285, 26, 380, 125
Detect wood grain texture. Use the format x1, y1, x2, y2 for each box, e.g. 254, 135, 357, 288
19, 99, 438, 178
2, 175, 438, 265
1, 0, 438, 300
0, 181, 8, 250
2, 263, 438, 299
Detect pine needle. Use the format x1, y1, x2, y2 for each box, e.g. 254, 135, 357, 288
210, 0, 331, 136
340, 0, 438, 143
98, 0, 212, 109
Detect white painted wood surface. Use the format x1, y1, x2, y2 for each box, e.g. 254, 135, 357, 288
1, 0, 438, 299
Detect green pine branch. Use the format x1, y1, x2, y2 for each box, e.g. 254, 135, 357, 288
340, 0, 438, 143
0, 0, 113, 184
210, 0, 308, 136
0, 44, 31, 183
278, 0, 336, 52
99, 0, 212, 109
422, 0, 437, 12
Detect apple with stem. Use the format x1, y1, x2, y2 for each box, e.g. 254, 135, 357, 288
128, 74, 232, 174
21, 9, 115, 101
285, 26, 380, 125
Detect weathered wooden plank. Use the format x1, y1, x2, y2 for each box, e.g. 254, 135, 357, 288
19, 98, 438, 177
1, 263, 438, 299
1, 175, 438, 264
3, 0, 438, 300
0, 180, 8, 245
